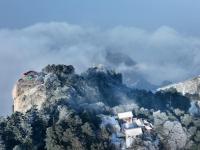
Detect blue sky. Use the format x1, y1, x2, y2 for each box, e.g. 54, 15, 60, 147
1, 0, 200, 116
0, 0, 200, 35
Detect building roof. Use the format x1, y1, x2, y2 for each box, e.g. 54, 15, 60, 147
145, 125, 152, 130
118, 111, 133, 119
23, 71, 38, 76
123, 123, 135, 129
143, 120, 149, 124
134, 119, 144, 127
125, 127, 143, 137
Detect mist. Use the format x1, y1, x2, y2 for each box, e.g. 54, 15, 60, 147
1, 22, 200, 116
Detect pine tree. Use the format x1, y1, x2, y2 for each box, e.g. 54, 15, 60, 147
0, 135, 5, 150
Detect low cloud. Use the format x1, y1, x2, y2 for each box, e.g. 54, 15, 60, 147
0, 22, 200, 115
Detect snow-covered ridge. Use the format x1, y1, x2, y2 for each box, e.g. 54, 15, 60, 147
157, 76, 200, 97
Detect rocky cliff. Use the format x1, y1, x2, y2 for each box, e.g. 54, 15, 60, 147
158, 76, 200, 100
12, 64, 124, 113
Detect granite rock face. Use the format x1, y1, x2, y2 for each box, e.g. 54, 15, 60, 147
158, 76, 200, 100
12, 71, 46, 113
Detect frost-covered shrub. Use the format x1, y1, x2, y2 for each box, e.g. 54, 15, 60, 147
181, 114, 192, 127
162, 121, 187, 150
153, 111, 168, 126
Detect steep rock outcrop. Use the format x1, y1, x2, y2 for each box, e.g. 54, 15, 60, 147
12, 71, 46, 113
13, 65, 79, 113
12, 64, 124, 113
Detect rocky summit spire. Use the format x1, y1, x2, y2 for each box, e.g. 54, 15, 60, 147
12, 64, 124, 113
12, 64, 76, 113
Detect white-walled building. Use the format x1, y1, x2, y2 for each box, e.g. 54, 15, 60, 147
125, 128, 143, 148
101, 112, 154, 149
118, 111, 133, 123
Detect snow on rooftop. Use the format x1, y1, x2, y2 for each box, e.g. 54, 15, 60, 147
118, 111, 133, 119
125, 127, 143, 137
134, 119, 144, 127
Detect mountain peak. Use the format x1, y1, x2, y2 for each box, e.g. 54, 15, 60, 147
12, 64, 124, 113
42, 64, 75, 75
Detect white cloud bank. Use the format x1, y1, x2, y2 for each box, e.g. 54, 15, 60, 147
1, 22, 200, 116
